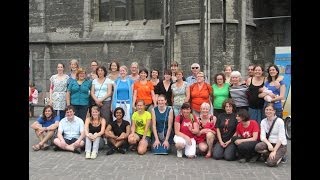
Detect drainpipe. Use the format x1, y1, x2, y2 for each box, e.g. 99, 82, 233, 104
203, 0, 208, 77
163, 0, 167, 69
207, 0, 211, 83
239, 0, 247, 76
29, 50, 33, 83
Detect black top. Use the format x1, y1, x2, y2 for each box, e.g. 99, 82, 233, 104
89, 123, 101, 134
154, 80, 173, 106
110, 120, 130, 136
216, 113, 238, 142
247, 77, 265, 109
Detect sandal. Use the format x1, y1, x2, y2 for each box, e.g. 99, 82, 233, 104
32, 144, 41, 151
41, 144, 50, 150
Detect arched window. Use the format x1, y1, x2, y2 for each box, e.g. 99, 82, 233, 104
99, 0, 162, 22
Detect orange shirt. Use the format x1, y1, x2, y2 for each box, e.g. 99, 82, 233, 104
190, 83, 212, 112
134, 80, 154, 105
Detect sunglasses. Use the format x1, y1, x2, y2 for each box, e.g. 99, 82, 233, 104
191, 67, 199, 69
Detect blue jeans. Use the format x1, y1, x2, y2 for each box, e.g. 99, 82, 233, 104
248, 108, 263, 124
55, 110, 65, 120
73, 105, 89, 122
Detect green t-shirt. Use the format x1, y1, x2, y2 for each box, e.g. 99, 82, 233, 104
132, 111, 152, 137
212, 83, 230, 109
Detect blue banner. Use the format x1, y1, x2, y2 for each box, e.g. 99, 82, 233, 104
274, 47, 291, 99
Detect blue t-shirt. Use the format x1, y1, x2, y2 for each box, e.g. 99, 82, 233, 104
117, 80, 130, 100
265, 80, 285, 109
37, 115, 60, 127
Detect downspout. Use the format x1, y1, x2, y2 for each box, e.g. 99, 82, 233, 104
207, 0, 211, 82
163, 0, 167, 69
203, 0, 207, 77
29, 50, 33, 83
240, 0, 247, 76
83, 0, 91, 38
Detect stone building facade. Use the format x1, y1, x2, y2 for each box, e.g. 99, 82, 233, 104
29, 0, 290, 92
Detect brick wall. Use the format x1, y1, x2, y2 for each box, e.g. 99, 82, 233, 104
29, 41, 163, 91
45, 0, 84, 36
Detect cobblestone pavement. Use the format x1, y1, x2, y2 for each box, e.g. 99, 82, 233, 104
29, 117, 291, 180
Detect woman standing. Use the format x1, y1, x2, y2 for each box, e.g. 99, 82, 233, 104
66, 68, 92, 121
151, 95, 174, 154
132, 68, 157, 112
246, 65, 266, 124
108, 61, 120, 82
84, 106, 106, 159
229, 71, 249, 111
150, 68, 160, 87
189, 72, 213, 117
90, 66, 113, 123
49, 63, 69, 119
255, 103, 287, 167
68, 59, 79, 81
212, 73, 230, 117
112, 65, 134, 123
171, 69, 190, 116
259, 64, 286, 118
223, 65, 233, 84
87, 60, 99, 80
155, 70, 173, 106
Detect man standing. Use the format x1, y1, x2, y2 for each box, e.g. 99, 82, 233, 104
186, 63, 201, 86
53, 105, 85, 153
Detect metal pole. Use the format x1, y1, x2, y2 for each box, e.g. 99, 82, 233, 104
29, 50, 33, 83
239, 0, 246, 76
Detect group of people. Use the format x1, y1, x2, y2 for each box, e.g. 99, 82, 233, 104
30, 59, 288, 167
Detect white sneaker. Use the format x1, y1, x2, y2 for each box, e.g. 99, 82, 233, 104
85, 152, 91, 159
91, 152, 97, 159
177, 149, 183, 158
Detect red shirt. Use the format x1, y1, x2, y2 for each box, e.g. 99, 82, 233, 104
236, 120, 260, 141
195, 115, 216, 143
175, 114, 199, 138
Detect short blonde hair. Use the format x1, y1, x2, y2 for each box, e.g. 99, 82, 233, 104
200, 102, 211, 110
230, 71, 242, 79
76, 68, 86, 79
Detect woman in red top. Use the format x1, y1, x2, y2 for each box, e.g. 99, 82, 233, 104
233, 109, 260, 163
173, 102, 199, 158
196, 102, 217, 158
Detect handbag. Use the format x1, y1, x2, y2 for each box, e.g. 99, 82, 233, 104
152, 144, 169, 155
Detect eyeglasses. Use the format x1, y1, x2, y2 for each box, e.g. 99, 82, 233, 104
192, 67, 199, 69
